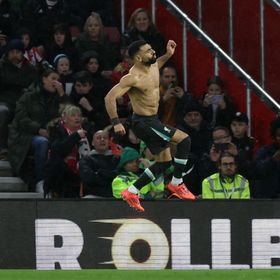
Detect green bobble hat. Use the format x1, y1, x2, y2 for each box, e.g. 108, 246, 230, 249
117, 147, 140, 171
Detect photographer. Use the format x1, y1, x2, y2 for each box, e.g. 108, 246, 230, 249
201, 75, 236, 128
196, 126, 239, 191
209, 126, 238, 161
158, 65, 194, 126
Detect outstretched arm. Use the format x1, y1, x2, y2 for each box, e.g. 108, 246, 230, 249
157, 40, 177, 69
104, 74, 136, 135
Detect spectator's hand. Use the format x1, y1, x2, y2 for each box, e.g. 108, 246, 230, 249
138, 158, 151, 168
272, 149, 280, 161
218, 96, 226, 109
53, 80, 64, 96
79, 97, 93, 112
163, 88, 176, 101
173, 86, 184, 98
77, 129, 87, 138
38, 128, 49, 138
114, 123, 126, 136
209, 145, 221, 162
226, 142, 238, 156
203, 94, 212, 107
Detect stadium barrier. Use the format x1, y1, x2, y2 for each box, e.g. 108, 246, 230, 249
1, 199, 280, 270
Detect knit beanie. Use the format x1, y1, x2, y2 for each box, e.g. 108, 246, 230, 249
117, 147, 140, 171
183, 101, 203, 115
6, 39, 25, 54
53, 53, 68, 68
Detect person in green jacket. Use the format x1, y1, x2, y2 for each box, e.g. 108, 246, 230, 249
112, 147, 165, 199
8, 67, 69, 191
202, 151, 250, 199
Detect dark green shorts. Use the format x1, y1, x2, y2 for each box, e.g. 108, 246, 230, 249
131, 113, 176, 155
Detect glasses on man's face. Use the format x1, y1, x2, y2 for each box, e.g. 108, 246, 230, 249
221, 162, 235, 167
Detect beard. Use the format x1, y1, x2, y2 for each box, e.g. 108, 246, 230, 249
143, 55, 157, 66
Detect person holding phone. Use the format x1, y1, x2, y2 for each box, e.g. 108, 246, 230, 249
158, 65, 194, 126
201, 75, 236, 128
196, 126, 239, 189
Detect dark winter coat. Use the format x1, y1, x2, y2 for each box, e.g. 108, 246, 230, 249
70, 88, 109, 130
75, 33, 120, 69
8, 83, 69, 175
20, 0, 72, 45
44, 42, 79, 71
176, 120, 212, 158
0, 0, 19, 38
44, 123, 86, 198
253, 143, 280, 198
79, 150, 119, 197
0, 55, 38, 110
200, 94, 236, 128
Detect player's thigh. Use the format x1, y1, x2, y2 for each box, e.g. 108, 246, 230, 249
171, 129, 189, 144
154, 147, 172, 162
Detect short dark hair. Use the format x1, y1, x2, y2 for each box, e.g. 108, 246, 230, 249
127, 40, 147, 59
160, 64, 177, 76
73, 71, 93, 84
213, 126, 230, 136
207, 75, 224, 90
41, 68, 57, 79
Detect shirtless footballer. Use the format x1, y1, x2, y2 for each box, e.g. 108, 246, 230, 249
105, 40, 195, 212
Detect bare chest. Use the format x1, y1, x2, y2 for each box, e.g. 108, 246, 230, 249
134, 70, 159, 94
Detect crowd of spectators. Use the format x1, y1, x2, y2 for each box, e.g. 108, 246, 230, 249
0, 0, 279, 199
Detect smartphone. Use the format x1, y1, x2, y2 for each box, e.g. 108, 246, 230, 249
211, 95, 223, 105
169, 81, 177, 89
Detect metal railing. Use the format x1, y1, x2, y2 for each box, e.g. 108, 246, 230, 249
120, 0, 280, 134
196, 0, 275, 90
267, 0, 280, 10
161, 0, 280, 134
